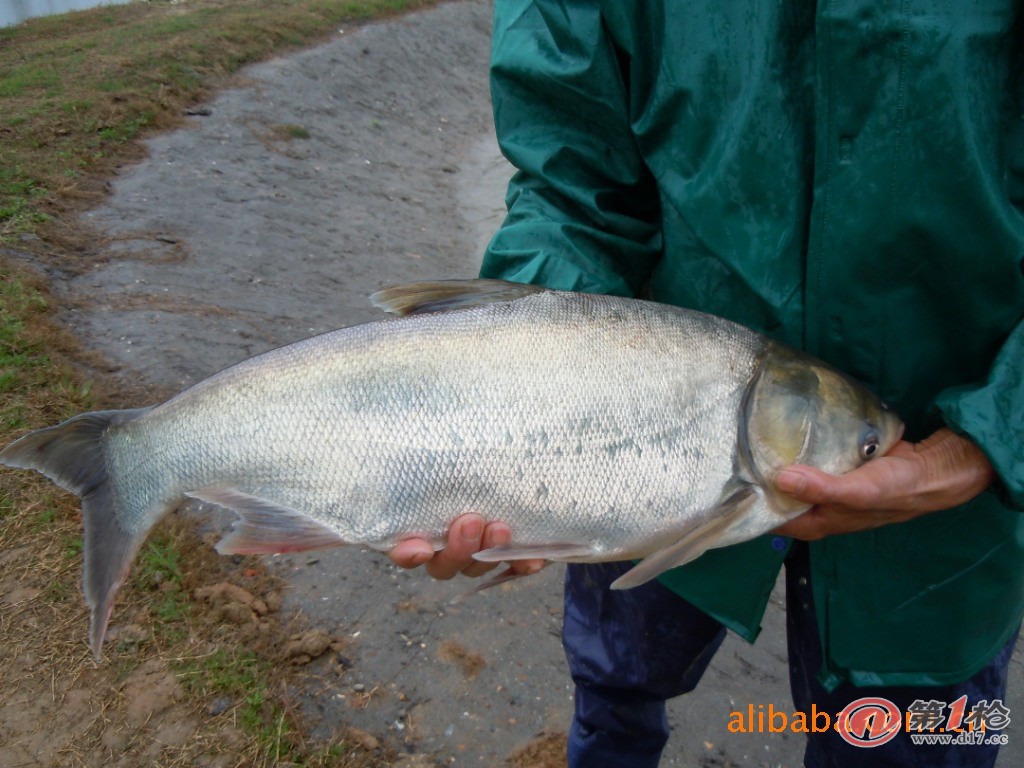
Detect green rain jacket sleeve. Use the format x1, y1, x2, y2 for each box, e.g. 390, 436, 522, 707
936, 303, 1024, 510
480, 0, 661, 295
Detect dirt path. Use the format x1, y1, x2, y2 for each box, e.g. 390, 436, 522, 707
47, 1, 1021, 766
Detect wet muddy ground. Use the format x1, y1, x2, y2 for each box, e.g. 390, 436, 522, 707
44, 1, 1021, 765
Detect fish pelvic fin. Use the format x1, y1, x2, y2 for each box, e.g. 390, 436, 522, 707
370, 279, 545, 316
472, 542, 599, 562
610, 485, 759, 591
450, 564, 548, 604
0, 408, 153, 660
186, 487, 348, 555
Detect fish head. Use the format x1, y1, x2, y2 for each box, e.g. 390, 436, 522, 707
742, 347, 904, 509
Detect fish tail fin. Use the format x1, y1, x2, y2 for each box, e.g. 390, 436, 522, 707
1, 408, 153, 659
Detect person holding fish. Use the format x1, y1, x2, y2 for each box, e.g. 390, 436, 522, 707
389, 2, 1024, 766
0, 3, 1019, 766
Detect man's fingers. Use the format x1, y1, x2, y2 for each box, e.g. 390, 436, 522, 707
772, 431, 996, 541
387, 539, 435, 569
459, 520, 511, 578
425, 514, 486, 580
508, 558, 547, 576
773, 505, 893, 540
777, 465, 887, 509
776, 466, 835, 503
387, 514, 548, 580
772, 510, 829, 541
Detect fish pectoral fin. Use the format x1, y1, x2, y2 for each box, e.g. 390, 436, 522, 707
472, 542, 598, 563
186, 488, 347, 555
450, 564, 547, 603
610, 485, 758, 591
370, 279, 545, 316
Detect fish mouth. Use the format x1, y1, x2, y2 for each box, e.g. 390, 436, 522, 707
878, 398, 904, 450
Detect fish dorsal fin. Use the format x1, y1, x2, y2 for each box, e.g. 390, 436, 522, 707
610, 485, 758, 590
186, 488, 347, 555
370, 279, 545, 316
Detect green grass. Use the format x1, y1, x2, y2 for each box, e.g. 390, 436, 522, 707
0, 67, 61, 98
32, 506, 57, 529
131, 533, 192, 627
138, 538, 184, 585
275, 123, 313, 140
60, 533, 83, 560
0, 272, 66, 429
174, 647, 298, 757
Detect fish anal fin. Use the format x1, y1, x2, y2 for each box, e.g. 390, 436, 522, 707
370, 279, 545, 316
186, 488, 347, 555
611, 485, 759, 591
472, 542, 598, 563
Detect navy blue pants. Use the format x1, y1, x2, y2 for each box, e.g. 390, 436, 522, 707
563, 543, 1017, 768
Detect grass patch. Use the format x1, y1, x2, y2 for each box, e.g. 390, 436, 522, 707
135, 533, 192, 625
0, 0, 434, 246
176, 647, 271, 719
274, 123, 313, 140
174, 647, 305, 762
0, 265, 82, 431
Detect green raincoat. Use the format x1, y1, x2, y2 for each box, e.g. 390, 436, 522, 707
480, 0, 1024, 689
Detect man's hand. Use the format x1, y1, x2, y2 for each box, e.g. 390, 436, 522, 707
773, 428, 996, 540
387, 513, 546, 579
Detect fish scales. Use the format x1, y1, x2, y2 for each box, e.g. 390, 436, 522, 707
109, 290, 761, 554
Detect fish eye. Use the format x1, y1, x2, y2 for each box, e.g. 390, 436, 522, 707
860, 431, 881, 460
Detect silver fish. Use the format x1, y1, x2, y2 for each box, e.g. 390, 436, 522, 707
0, 280, 903, 657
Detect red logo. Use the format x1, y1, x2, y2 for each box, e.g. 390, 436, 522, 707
836, 697, 903, 747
